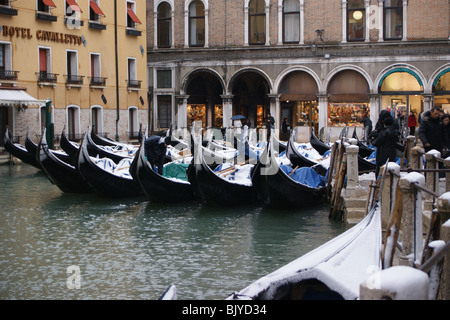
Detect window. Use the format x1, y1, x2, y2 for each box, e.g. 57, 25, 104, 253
157, 70, 172, 89
283, 0, 300, 43
37, 0, 56, 13
91, 106, 103, 134
249, 0, 266, 45
65, 0, 82, 17
189, 0, 205, 47
38, 47, 57, 83
90, 53, 105, 86
347, 0, 365, 41
127, 57, 140, 88
128, 107, 139, 139
67, 106, 81, 141
66, 50, 80, 84
0, 0, 10, 6
89, 0, 104, 22
157, 2, 171, 48
126, 1, 141, 29
0, 43, 16, 80
158, 96, 172, 129
384, 0, 403, 40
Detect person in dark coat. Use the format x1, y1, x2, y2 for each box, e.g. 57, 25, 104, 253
418, 107, 443, 153
368, 109, 392, 143
372, 116, 399, 178
264, 113, 275, 129
144, 135, 171, 175
360, 114, 372, 141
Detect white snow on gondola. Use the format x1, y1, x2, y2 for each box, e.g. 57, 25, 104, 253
91, 156, 133, 179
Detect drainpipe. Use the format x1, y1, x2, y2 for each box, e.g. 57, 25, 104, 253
114, 0, 120, 141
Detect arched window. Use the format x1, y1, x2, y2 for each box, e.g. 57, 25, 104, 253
283, 0, 300, 43
189, 0, 205, 47
249, 0, 265, 45
157, 2, 171, 48
384, 0, 403, 40
347, 0, 365, 41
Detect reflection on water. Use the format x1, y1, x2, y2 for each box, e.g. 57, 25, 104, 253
0, 164, 345, 300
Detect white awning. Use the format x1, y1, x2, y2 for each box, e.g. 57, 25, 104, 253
0, 89, 47, 106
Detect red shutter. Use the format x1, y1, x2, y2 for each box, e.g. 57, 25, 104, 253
66, 0, 82, 13
39, 49, 47, 72
127, 3, 141, 24
90, 0, 105, 16
42, 0, 56, 7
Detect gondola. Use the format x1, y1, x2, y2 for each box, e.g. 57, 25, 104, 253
85, 129, 135, 164
38, 129, 92, 194
310, 128, 331, 156
286, 129, 329, 172
77, 133, 143, 198
227, 201, 382, 300
251, 135, 327, 208
60, 125, 80, 160
24, 129, 73, 166
133, 140, 196, 203
187, 131, 255, 206
3, 128, 42, 169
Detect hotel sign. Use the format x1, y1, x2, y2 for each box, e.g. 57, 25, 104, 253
1, 25, 83, 46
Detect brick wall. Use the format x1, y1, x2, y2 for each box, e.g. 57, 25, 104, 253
147, 0, 450, 49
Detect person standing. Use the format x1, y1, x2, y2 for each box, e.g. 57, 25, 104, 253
372, 116, 399, 178
360, 113, 372, 142
144, 135, 171, 175
264, 113, 275, 129
408, 111, 417, 136
418, 107, 444, 153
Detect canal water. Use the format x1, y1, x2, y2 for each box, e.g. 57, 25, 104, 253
0, 163, 346, 300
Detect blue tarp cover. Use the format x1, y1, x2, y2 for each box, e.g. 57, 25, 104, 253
280, 165, 326, 188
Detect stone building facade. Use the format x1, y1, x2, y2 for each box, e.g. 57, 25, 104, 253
147, 0, 450, 141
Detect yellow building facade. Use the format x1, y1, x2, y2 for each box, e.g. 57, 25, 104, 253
0, 0, 147, 145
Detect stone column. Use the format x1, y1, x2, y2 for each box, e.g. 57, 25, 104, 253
410, 146, 424, 170
424, 150, 440, 212
423, 93, 435, 112
176, 95, 189, 129
346, 142, 359, 189
398, 172, 425, 266
268, 94, 280, 134
369, 94, 380, 129
221, 95, 233, 128
317, 93, 329, 135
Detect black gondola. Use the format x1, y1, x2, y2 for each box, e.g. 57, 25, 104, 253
38, 130, 92, 194
85, 129, 135, 164
77, 133, 143, 198
251, 136, 326, 208
134, 141, 196, 203
3, 128, 42, 169
60, 126, 80, 160
24, 129, 73, 166
286, 130, 319, 168
187, 131, 255, 206
310, 128, 331, 156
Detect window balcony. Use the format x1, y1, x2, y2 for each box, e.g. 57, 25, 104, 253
64, 75, 84, 89
89, 76, 107, 87
36, 72, 58, 87
36, 11, 57, 22
65, 75, 84, 85
0, 70, 19, 81
127, 79, 142, 91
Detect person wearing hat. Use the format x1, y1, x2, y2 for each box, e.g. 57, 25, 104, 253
144, 134, 171, 175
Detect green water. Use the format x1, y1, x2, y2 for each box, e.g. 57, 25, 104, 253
0, 164, 346, 300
